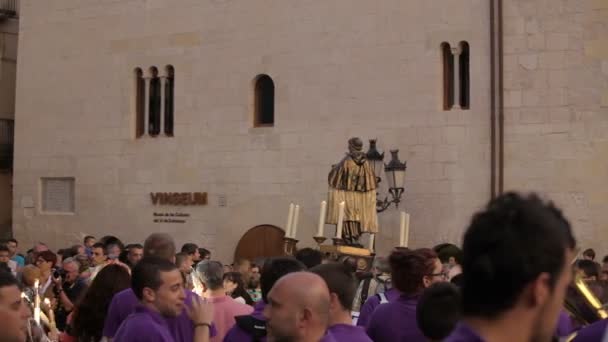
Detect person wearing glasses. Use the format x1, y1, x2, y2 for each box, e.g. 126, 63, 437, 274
366, 248, 446, 341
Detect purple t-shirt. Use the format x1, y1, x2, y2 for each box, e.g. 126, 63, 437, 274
573, 318, 608, 342
103, 288, 215, 341
366, 294, 425, 342
327, 324, 372, 342
443, 322, 485, 342
114, 305, 175, 342
356, 288, 400, 328
223, 301, 267, 342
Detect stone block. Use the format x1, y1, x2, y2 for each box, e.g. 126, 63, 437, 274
518, 54, 538, 70
539, 51, 566, 69
584, 39, 608, 58
546, 33, 570, 50
505, 90, 523, 108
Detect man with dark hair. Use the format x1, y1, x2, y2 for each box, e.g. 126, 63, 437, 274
196, 260, 252, 341
181, 243, 201, 264
0, 271, 32, 342
417, 282, 461, 341
0, 244, 16, 275
114, 257, 214, 342
199, 248, 211, 261
576, 259, 600, 281
295, 248, 323, 269
6, 238, 25, 268
104, 233, 217, 341
84, 235, 96, 257
224, 257, 305, 341
311, 263, 372, 342
126, 243, 144, 268
89, 242, 108, 281
444, 192, 576, 342
175, 252, 194, 290
582, 248, 596, 261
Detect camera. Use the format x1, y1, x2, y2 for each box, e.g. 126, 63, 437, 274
53, 268, 66, 279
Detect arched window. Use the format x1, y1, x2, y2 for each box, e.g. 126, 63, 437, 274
134, 68, 145, 138
149, 67, 161, 136
459, 41, 470, 109
254, 74, 274, 127
441, 43, 454, 110
164, 65, 175, 136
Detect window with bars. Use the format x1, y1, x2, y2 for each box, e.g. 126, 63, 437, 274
134, 65, 175, 138
441, 41, 470, 111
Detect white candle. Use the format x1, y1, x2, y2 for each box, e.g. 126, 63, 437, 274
285, 203, 295, 238
44, 298, 55, 329
369, 234, 375, 251
400, 212, 410, 247
317, 201, 327, 237
336, 201, 345, 239
34, 279, 40, 325
291, 205, 300, 239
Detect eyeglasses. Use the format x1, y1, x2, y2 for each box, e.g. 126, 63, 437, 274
428, 272, 448, 279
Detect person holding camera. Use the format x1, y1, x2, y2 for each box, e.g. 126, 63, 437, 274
53, 257, 87, 331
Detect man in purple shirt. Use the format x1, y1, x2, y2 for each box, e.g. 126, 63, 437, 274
224, 257, 305, 342
104, 233, 216, 341
366, 248, 445, 342
444, 193, 577, 342
114, 257, 213, 342
311, 263, 372, 342
264, 272, 336, 342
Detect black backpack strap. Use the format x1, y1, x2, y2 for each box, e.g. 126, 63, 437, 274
360, 278, 372, 304
235, 315, 267, 341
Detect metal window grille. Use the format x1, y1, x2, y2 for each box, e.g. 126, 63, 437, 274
0, 0, 18, 19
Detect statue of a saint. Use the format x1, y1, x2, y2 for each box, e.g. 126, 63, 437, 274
327, 137, 379, 246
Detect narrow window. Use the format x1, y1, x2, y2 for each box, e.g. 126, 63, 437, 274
254, 74, 274, 127
149, 67, 161, 136
441, 43, 454, 110
164, 65, 175, 136
459, 41, 470, 109
135, 68, 145, 138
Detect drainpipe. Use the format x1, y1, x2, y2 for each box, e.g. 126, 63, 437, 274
490, 0, 504, 199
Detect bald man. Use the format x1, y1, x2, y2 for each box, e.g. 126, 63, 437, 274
263, 272, 336, 342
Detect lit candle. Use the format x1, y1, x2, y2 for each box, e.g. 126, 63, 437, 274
44, 298, 55, 329
317, 201, 327, 237
34, 279, 40, 325
285, 203, 295, 238
400, 212, 410, 247
336, 201, 345, 239
369, 234, 375, 251
291, 205, 300, 239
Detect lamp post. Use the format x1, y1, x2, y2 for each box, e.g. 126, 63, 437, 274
365, 140, 407, 213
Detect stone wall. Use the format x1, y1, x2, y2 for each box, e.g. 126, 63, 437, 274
12, 0, 492, 262
502, 0, 608, 252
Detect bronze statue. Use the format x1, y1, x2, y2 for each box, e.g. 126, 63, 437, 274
327, 137, 379, 246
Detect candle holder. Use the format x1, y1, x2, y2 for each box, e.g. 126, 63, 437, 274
313, 236, 327, 249
332, 237, 345, 246
283, 237, 299, 256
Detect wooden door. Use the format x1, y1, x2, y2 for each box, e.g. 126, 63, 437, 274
234, 225, 285, 262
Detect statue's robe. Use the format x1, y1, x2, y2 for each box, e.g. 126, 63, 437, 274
327, 152, 378, 241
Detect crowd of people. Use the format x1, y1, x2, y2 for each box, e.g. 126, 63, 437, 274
0, 192, 607, 341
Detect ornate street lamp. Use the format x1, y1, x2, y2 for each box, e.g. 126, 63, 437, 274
366, 139, 384, 184
365, 140, 407, 213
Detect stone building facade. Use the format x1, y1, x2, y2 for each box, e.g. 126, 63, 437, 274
10, 0, 608, 262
